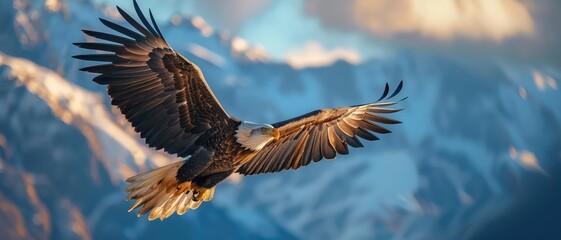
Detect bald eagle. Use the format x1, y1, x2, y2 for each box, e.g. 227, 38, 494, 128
73, 0, 406, 221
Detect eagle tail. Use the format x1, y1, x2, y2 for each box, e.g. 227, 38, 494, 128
125, 160, 215, 221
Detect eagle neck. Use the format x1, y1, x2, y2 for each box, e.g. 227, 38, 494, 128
235, 121, 273, 151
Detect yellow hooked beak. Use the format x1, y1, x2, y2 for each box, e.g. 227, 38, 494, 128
271, 128, 280, 141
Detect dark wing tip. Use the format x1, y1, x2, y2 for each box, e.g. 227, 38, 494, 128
72, 54, 115, 62
115, 5, 125, 12
132, 0, 143, 15
72, 54, 93, 60
388, 81, 404, 99
375, 81, 405, 102
132, 0, 159, 37
149, 9, 165, 41
92, 75, 107, 84
80, 29, 97, 39
378, 128, 392, 134
98, 17, 116, 29
115, 6, 130, 20
98, 16, 145, 40
377, 83, 390, 102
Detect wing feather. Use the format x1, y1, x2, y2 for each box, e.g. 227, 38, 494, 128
81, 29, 132, 44
330, 125, 349, 155
336, 120, 355, 137
310, 126, 324, 162
237, 82, 405, 175
73, 0, 237, 157
320, 127, 337, 160
344, 134, 364, 148
99, 18, 145, 40
300, 128, 315, 165
355, 127, 379, 141
359, 120, 391, 134
327, 125, 347, 155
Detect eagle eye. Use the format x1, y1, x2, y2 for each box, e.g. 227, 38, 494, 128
259, 127, 267, 133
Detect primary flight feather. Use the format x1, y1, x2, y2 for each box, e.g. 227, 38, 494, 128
73, 0, 406, 221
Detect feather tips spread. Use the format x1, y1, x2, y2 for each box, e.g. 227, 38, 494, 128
125, 160, 215, 220
237, 81, 406, 175
73, 0, 236, 158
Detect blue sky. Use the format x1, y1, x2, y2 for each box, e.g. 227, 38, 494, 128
234, 0, 388, 60
93, 0, 389, 62
95, 0, 561, 69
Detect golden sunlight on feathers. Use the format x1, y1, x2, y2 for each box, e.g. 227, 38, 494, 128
126, 160, 215, 220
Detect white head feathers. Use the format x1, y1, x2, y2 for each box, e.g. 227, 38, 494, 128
235, 121, 277, 151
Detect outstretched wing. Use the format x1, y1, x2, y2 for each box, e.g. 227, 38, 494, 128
237, 82, 406, 175
73, 0, 237, 157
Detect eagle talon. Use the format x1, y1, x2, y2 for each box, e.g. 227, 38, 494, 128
192, 190, 199, 201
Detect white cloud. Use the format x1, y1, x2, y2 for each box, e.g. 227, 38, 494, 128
301, 0, 561, 66
285, 41, 362, 69
352, 0, 534, 41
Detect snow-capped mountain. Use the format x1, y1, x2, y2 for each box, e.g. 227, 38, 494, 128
1, 0, 560, 239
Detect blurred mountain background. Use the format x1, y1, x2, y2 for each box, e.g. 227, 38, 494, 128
0, 0, 560, 239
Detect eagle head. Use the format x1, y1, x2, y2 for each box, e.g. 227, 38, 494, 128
235, 121, 280, 151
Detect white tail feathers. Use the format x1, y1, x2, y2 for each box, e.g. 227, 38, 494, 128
125, 160, 215, 221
